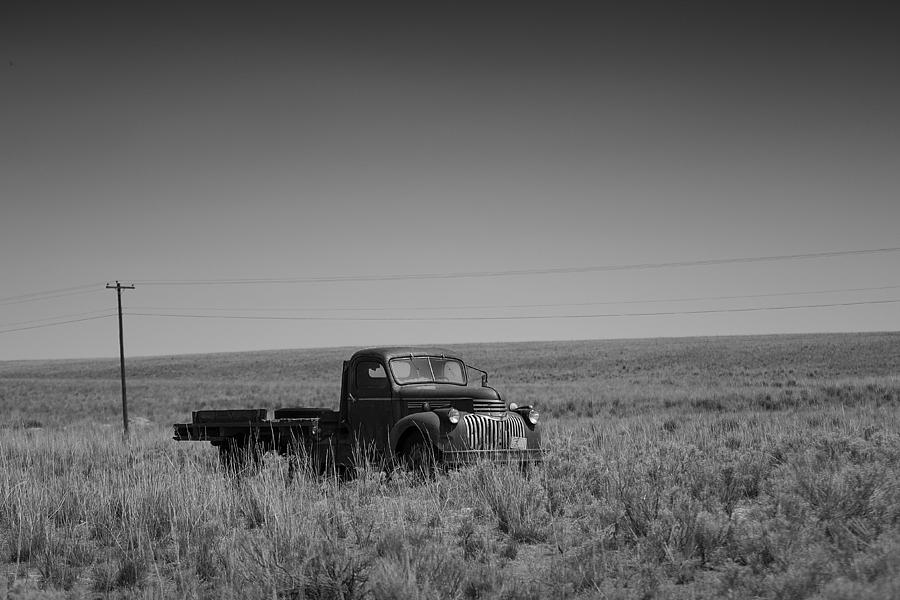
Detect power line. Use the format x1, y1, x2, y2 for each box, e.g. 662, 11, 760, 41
1, 298, 894, 336
131, 245, 900, 286
0, 283, 105, 305
126, 298, 900, 322
123, 283, 900, 314
0, 288, 102, 307
0, 309, 115, 329
0, 314, 116, 335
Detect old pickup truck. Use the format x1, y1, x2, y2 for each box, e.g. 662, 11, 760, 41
173, 347, 541, 475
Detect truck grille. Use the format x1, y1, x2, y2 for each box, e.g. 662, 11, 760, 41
463, 413, 527, 450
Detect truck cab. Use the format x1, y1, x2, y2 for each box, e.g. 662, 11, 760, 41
341, 347, 541, 466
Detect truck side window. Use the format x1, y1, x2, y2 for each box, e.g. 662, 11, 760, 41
355, 361, 389, 398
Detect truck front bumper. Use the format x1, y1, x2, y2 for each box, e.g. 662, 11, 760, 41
441, 448, 543, 466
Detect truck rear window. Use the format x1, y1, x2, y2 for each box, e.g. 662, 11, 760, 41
390, 357, 466, 385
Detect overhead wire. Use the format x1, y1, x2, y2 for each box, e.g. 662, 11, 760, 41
3, 246, 898, 339
0, 309, 117, 329
4, 246, 898, 304
126, 298, 900, 322
0, 314, 116, 335
122, 283, 900, 314
0, 285, 106, 306
130, 246, 900, 286
0, 282, 102, 302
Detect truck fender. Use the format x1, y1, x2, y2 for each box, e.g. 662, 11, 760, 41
389, 412, 442, 456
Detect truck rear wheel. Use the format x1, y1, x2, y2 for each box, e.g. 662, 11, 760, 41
218, 437, 261, 475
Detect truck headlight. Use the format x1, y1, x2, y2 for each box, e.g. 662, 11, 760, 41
448, 408, 460, 424
526, 409, 540, 425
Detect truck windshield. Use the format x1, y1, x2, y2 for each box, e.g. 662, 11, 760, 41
390, 357, 467, 385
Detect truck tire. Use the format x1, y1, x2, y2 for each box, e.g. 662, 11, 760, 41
398, 433, 441, 478
218, 437, 260, 475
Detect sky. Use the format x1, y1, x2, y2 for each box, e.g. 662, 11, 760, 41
1, 3, 899, 361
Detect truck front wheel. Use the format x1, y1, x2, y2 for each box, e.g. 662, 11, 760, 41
398, 434, 441, 478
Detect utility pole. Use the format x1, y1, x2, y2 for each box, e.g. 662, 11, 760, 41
107, 281, 135, 438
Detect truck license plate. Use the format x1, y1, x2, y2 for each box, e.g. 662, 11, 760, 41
510, 436, 527, 450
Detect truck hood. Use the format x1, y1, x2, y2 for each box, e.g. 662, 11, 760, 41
397, 383, 506, 416
396, 384, 501, 402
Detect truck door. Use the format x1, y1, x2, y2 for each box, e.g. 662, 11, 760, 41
346, 358, 394, 454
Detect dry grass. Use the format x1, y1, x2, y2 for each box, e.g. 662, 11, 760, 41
1, 332, 899, 598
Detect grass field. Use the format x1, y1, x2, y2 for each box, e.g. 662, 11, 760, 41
1, 332, 899, 598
